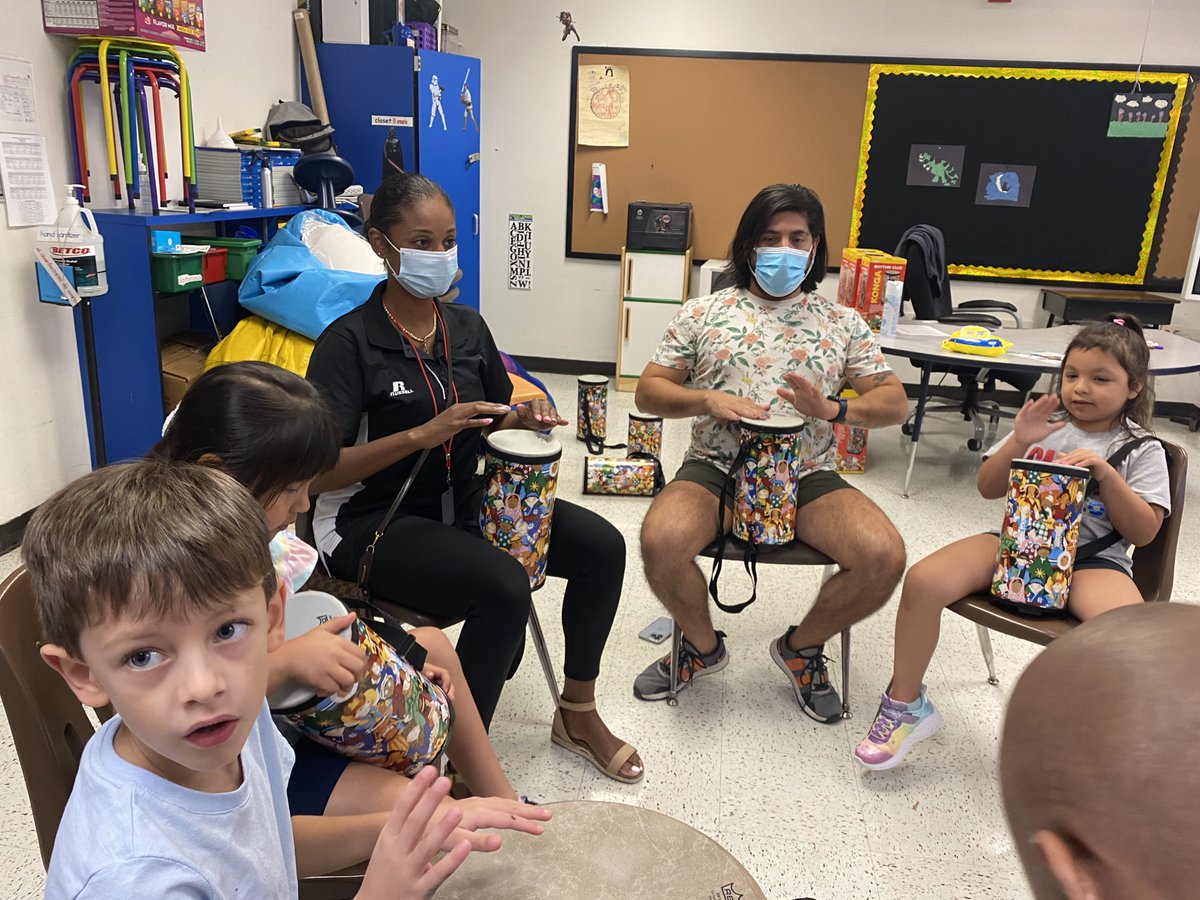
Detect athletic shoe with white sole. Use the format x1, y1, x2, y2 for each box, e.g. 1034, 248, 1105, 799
853, 686, 943, 770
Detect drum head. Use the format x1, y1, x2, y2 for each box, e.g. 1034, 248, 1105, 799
738, 413, 806, 433
629, 411, 661, 422
486, 429, 563, 460
268, 591, 351, 712
577, 374, 608, 385
1011, 459, 1091, 479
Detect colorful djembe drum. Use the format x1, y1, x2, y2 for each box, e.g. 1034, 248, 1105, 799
991, 459, 1090, 614
627, 411, 664, 458
480, 430, 562, 590
268, 591, 452, 774
576, 374, 609, 452
731, 415, 806, 547
583, 456, 662, 496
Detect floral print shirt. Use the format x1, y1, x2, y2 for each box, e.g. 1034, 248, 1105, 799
652, 287, 891, 475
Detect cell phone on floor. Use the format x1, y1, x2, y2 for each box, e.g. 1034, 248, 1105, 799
638, 615, 673, 644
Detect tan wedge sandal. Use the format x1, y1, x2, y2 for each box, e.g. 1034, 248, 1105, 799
551, 698, 644, 784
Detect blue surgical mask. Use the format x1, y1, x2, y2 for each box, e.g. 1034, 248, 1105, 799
382, 234, 458, 299
753, 246, 811, 298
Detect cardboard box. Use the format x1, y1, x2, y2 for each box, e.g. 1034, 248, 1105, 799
161, 332, 214, 411
855, 254, 907, 332
838, 248, 890, 309
834, 389, 868, 474
42, 0, 206, 51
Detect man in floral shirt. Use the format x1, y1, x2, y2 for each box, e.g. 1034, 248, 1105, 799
632, 184, 910, 723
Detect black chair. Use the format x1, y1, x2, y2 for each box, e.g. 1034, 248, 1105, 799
293, 153, 364, 231
895, 225, 1040, 452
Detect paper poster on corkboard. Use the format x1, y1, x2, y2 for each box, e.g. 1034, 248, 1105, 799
577, 64, 630, 147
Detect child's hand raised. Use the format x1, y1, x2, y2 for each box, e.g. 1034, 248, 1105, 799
1013, 393, 1067, 449
283, 613, 367, 697
356, 765, 472, 900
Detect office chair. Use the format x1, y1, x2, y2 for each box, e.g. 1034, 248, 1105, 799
0, 566, 363, 899
661, 538, 850, 716
896, 225, 1039, 451
294, 152, 364, 231
947, 440, 1186, 684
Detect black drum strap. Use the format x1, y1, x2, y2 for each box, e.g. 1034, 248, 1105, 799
629, 451, 666, 495
1076, 435, 1162, 561
582, 414, 623, 455
707, 440, 761, 614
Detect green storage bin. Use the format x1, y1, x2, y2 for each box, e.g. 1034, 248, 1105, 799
181, 236, 263, 280
151, 252, 205, 293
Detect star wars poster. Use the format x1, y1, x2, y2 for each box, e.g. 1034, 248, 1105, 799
577, 64, 630, 147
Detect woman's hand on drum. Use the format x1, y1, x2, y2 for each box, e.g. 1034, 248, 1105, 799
514, 398, 569, 430
777, 371, 834, 420
703, 390, 770, 423
1013, 393, 1067, 448
412, 402, 512, 449
281, 613, 367, 696
422, 662, 455, 702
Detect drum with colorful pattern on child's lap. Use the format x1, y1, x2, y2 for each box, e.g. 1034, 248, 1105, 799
480, 430, 562, 589
732, 415, 806, 546
576, 374, 609, 442
268, 591, 452, 774
991, 459, 1090, 612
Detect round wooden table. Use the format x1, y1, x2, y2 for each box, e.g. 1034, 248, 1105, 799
438, 800, 768, 899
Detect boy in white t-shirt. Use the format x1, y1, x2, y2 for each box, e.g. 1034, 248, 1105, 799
26, 461, 477, 899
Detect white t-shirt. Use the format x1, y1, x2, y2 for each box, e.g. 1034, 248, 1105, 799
652, 287, 891, 475
984, 420, 1171, 574
47, 702, 298, 899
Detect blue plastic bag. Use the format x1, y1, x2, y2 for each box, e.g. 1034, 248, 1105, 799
238, 209, 381, 340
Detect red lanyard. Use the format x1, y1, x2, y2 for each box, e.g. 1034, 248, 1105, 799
386, 302, 460, 482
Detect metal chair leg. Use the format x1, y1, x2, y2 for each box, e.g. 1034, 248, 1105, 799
667, 618, 681, 707
975, 623, 1000, 686
525, 600, 561, 708
839, 628, 852, 719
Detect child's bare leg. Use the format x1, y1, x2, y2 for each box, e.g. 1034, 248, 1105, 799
411, 626, 517, 800
1067, 569, 1143, 620
891, 534, 997, 702
324, 760, 407, 815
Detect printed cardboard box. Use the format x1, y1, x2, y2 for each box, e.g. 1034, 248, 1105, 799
833, 389, 868, 474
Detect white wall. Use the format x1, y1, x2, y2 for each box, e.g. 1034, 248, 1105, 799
0, 0, 299, 523
453, 0, 1200, 397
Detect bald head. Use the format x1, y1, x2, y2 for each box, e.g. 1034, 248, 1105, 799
1001, 603, 1200, 900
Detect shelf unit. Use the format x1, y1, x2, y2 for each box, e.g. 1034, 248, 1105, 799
616, 247, 691, 392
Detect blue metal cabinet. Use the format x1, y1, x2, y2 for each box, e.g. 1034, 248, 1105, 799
316, 44, 481, 310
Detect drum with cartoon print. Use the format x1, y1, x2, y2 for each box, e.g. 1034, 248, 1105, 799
582, 455, 663, 496
626, 411, 663, 458
576, 375, 609, 449
268, 591, 452, 774
991, 460, 1090, 613
480, 430, 562, 590
731, 415, 807, 546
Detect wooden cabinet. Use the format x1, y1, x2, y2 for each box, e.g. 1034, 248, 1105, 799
616, 248, 691, 391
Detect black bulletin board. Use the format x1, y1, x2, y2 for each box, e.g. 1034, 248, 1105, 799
851, 65, 1193, 285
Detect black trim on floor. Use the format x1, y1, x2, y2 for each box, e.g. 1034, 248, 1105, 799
0, 508, 34, 557
513, 356, 616, 376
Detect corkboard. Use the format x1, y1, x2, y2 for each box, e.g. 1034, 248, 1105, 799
566, 48, 1199, 288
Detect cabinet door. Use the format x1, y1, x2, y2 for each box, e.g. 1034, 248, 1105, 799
618, 299, 681, 379
624, 251, 687, 301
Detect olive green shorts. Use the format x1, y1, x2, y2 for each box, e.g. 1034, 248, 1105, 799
673, 459, 854, 511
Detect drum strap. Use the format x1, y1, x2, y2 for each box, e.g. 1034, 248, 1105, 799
1075, 435, 1162, 561
582, 415, 621, 456
629, 452, 666, 495
707, 440, 761, 615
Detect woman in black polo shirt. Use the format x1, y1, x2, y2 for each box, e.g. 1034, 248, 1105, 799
307, 173, 642, 783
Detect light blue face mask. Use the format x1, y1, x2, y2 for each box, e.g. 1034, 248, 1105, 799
752, 246, 812, 298
382, 234, 458, 299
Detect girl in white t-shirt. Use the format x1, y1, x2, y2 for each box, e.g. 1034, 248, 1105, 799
855, 314, 1171, 771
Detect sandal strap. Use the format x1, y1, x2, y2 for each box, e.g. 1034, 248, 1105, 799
557, 697, 598, 713
605, 742, 639, 777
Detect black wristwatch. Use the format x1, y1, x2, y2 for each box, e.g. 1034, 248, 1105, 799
825, 395, 848, 424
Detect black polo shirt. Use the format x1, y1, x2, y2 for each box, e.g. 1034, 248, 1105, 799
307, 281, 513, 546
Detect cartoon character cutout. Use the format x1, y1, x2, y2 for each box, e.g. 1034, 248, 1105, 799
428, 75, 446, 130
460, 70, 479, 132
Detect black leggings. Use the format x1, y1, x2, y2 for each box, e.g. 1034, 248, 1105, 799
329, 496, 625, 730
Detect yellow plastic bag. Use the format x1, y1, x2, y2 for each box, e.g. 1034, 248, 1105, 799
205, 316, 315, 377
941, 325, 1012, 358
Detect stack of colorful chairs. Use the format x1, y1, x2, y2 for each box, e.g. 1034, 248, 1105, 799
67, 37, 196, 213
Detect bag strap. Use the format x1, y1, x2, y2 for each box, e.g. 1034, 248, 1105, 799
357, 446, 432, 600
1076, 435, 1161, 561
707, 439, 761, 614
